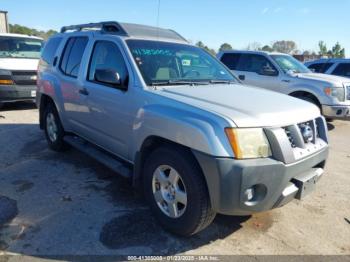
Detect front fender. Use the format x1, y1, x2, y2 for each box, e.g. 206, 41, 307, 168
288, 83, 334, 105
131, 104, 234, 159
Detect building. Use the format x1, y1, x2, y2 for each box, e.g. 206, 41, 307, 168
0, 11, 9, 33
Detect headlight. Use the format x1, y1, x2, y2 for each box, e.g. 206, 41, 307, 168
324, 87, 345, 102
225, 128, 272, 159
0, 69, 12, 76
0, 69, 13, 85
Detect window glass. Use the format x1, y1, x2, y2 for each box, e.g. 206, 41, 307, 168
332, 63, 350, 77
236, 54, 277, 74
88, 41, 128, 84
41, 37, 62, 65
271, 55, 311, 73
60, 37, 88, 78
0, 36, 43, 59
127, 40, 236, 86
220, 53, 241, 70
308, 62, 334, 73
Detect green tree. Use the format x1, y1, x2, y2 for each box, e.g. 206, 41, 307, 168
318, 41, 328, 56
272, 40, 297, 54
261, 45, 274, 52
195, 41, 216, 56
219, 43, 233, 52
331, 42, 345, 58
9, 24, 57, 40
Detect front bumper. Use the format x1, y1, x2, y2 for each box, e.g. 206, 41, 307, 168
193, 147, 329, 216
322, 104, 350, 119
0, 84, 37, 103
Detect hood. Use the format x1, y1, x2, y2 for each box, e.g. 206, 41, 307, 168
158, 84, 320, 128
0, 58, 39, 71
295, 72, 350, 86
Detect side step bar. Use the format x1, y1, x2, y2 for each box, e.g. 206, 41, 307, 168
64, 136, 132, 178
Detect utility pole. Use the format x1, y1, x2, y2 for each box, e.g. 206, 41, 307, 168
0, 11, 9, 33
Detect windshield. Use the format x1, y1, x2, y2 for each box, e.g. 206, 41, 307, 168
0, 36, 43, 59
127, 40, 237, 86
271, 55, 311, 74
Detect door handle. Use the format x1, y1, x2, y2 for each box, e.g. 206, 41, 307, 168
239, 75, 245, 81
79, 88, 89, 96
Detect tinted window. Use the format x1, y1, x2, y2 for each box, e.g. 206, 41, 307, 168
236, 54, 277, 74
332, 63, 350, 77
60, 37, 88, 78
0, 36, 43, 59
41, 37, 62, 65
220, 53, 241, 70
88, 41, 128, 85
308, 63, 334, 73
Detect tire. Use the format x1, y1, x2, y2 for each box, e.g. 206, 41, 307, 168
143, 146, 216, 236
43, 102, 69, 152
298, 95, 320, 109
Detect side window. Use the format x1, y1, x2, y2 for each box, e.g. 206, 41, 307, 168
88, 41, 128, 85
41, 37, 62, 65
308, 63, 334, 73
237, 54, 277, 75
60, 37, 88, 78
220, 53, 241, 70
332, 63, 350, 77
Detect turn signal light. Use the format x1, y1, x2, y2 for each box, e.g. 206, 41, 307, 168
0, 79, 14, 85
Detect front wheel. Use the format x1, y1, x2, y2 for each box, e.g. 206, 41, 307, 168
143, 146, 215, 236
43, 103, 69, 152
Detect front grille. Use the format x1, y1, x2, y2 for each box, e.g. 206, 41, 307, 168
11, 70, 37, 85
283, 119, 319, 148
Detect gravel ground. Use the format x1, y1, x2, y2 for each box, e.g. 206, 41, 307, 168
0, 102, 349, 260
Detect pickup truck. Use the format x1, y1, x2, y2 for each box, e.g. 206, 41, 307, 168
218, 50, 350, 119
305, 58, 350, 78
0, 33, 43, 108
37, 22, 329, 236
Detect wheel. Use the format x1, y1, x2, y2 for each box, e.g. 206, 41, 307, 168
143, 146, 216, 236
298, 95, 320, 110
43, 102, 69, 152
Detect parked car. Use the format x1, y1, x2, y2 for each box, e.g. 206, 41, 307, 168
0, 33, 43, 108
217, 51, 350, 119
305, 58, 350, 78
37, 22, 329, 236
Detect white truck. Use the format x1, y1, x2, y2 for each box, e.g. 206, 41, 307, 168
0, 33, 43, 108
218, 50, 350, 119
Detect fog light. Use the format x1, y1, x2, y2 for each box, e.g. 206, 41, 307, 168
245, 188, 255, 201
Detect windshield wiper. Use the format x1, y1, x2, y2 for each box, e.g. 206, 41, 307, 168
151, 80, 209, 86
209, 80, 235, 84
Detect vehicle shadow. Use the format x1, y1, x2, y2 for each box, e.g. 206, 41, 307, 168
0, 101, 36, 112
327, 122, 335, 131
0, 123, 252, 259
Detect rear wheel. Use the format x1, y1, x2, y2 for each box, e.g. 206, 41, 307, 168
143, 146, 215, 236
43, 102, 69, 152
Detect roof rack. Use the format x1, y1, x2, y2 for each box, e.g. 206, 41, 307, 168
60, 21, 128, 36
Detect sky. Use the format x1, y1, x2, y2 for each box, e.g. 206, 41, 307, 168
1, 0, 349, 56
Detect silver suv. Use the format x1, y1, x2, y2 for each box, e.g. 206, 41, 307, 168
37, 22, 329, 236
218, 50, 350, 119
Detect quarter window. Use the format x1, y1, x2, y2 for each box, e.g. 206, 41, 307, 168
88, 41, 128, 85
60, 37, 88, 78
41, 37, 62, 65
220, 53, 241, 70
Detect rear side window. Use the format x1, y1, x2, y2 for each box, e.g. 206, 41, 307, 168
41, 37, 62, 65
308, 63, 334, 73
332, 63, 350, 77
220, 53, 241, 70
60, 37, 88, 78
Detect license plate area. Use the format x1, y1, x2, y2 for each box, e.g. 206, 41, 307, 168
31, 90, 36, 97
291, 168, 324, 200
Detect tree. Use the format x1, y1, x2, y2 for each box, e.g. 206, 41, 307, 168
195, 41, 216, 56
261, 45, 274, 52
318, 41, 328, 56
246, 42, 262, 51
331, 42, 345, 58
9, 24, 58, 40
272, 40, 297, 54
219, 43, 233, 52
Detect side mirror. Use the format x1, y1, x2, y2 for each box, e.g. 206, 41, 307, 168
94, 69, 125, 89
259, 66, 278, 76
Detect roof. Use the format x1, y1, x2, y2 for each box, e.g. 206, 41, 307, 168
217, 50, 288, 56
59, 21, 188, 44
0, 33, 43, 40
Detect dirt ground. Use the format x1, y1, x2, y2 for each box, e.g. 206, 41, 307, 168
0, 102, 349, 260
